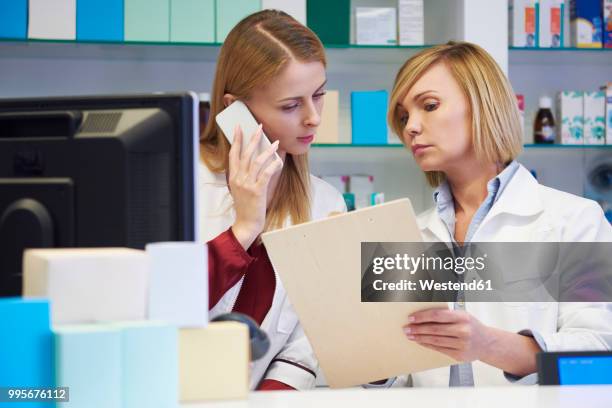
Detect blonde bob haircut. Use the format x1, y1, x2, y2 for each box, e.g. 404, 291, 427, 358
200, 10, 326, 232
388, 41, 523, 187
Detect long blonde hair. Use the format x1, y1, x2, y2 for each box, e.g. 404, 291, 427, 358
388, 41, 523, 187
201, 10, 326, 231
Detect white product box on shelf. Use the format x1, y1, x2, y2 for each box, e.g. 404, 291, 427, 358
557, 91, 584, 144
539, 0, 565, 47
349, 175, 375, 209
398, 0, 424, 46
584, 91, 606, 145
510, 0, 538, 47
355, 7, 397, 45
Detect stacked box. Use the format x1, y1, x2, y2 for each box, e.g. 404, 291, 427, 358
23, 248, 148, 324
28, 0, 76, 40
307, 0, 350, 45
570, 0, 603, 47
170, 0, 215, 43
584, 91, 606, 145
0, 0, 27, 39
0, 298, 54, 408
316, 91, 340, 144
539, 0, 564, 47
77, 0, 124, 41
146, 242, 208, 327
179, 322, 249, 401
54, 325, 122, 408
216, 0, 261, 42
125, 0, 170, 41
351, 90, 389, 145
557, 91, 584, 144
112, 321, 178, 408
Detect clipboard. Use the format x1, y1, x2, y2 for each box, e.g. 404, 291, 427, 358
261, 199, 455, 388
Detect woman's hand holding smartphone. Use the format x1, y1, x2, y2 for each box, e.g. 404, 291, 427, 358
226, 123, 282, 250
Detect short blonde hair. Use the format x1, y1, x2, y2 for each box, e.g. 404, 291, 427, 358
388, 41, 523, 187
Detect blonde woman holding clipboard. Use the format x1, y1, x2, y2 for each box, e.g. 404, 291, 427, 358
385, 42, 612, 387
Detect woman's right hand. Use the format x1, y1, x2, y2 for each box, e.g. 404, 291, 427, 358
228, 124, 282, 250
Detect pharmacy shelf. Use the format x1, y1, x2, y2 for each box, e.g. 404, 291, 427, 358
509, 47, 612, 66
313, 144, 612, 149
0, 38, 435, 64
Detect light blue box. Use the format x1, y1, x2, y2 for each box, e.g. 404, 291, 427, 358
351, 90, 389, 145
112, 321, 178, 408
0, 298, 54, 407
77, 0, 124, 41
215, 0, 261, 42
171, 0, 215, 43
0, 0, 28, 39
125, 0, 170, 42
54, 325, 122, 408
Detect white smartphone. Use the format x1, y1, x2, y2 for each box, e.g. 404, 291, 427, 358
215, 100, 282, 162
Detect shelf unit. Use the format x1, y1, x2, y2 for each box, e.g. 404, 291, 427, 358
1, 1, 610, 214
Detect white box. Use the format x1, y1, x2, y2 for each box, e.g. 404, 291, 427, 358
398, 0, 424, 46
146, 242, 208, 328
261, 0, 306, 25
510, 0, 538, 47
349, 175, 375, 209
584, 91, 606, 145
606, 83, 612, 144
356, 7, 397, 45
539, 0, 564, 47
23, 248, 148, 324
557, 91, 584, 144
28, 0, 76, 40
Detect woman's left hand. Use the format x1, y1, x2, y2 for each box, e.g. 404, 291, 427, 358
403, 308, 495, 363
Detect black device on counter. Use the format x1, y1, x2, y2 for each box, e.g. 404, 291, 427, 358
537, 351, 612, 385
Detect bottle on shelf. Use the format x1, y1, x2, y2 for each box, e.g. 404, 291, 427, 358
534, 96, 556, 144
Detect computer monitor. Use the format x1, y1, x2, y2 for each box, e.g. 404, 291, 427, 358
0, 92, 199, 296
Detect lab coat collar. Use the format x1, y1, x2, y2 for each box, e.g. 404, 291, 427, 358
419, 163, 544, 242
485, 163, 544, 219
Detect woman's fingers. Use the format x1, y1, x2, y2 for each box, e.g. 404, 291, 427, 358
409, 308, 464, 324
407, 334, 462, 350
404, 323, 468, 339
247, 140, 280, 183
228, 124, 242, 177
256, 153, 282, 189
238, 124, 263, 176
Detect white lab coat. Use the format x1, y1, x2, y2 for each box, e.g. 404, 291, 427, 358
198, 161, 346, 390
404, 163, 612, 387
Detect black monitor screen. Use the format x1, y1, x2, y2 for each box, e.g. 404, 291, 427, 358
0, 92, 198, 296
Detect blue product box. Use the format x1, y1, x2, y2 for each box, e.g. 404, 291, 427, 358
0, 298, 54, 408
77, 0, 124, 41
570, 0, 603, 47
0, 0, 28, 39
351, 90, 389, 145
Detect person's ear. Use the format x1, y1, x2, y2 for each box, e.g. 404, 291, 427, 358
222, 94, 237, 108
